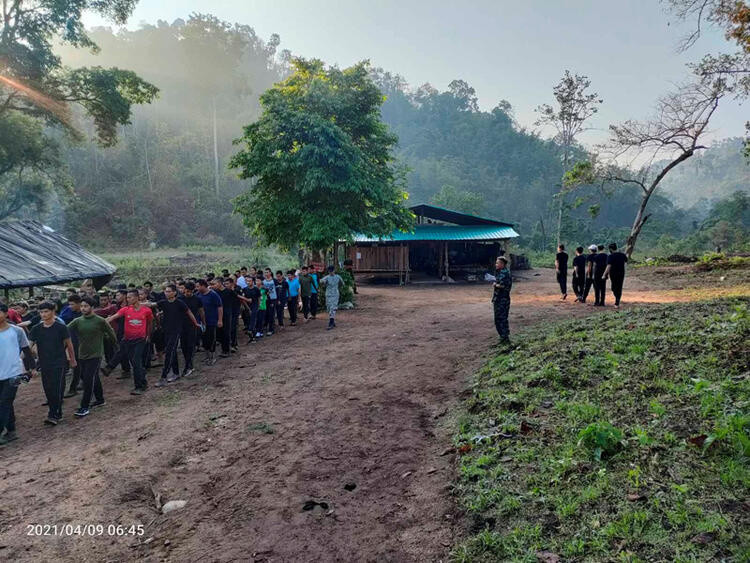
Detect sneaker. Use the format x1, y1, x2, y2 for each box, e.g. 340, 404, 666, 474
219, 352, 230, 358
326, 324, 334, 330
130, 388, 144, 396
0, 435, 10, 446
255, 332, 263, 338
90, 399, 106, 409
2, 431, 18, 443
100, 366, 112, 377
166, 374, 179, 383
266, 331, 274, 336
74, 407, 90, 417
182, 368, 195, 378
155, 378, 168, 388
44, 417, 58, 426
207, 357, 217, 366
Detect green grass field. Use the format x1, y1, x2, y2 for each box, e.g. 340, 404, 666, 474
452, 298, 750, 562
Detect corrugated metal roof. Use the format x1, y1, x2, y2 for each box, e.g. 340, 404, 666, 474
0, 221, 116, 289
353, 224, 519, 243
409, 204, 514, 227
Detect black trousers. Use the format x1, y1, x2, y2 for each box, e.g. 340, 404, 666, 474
301, 296, 311, 319
0, 377, 19, 433
594, 277, 607, 305
610, 274, 625, 305
556, 271, 567, 296
241, 305, 252, 332
493, 296, 511, 339
123, 339, 148, 390
310, 294, 318, 318
79, 357, 104, 409
572, 274, 585, 299
218, 313, 231, 354
265, 301, 275, 332
106, 338, 130, 372
41, 366, 66, 419
203, 326, 217, 354
583, 278, 594, 303
180, 327, 196, 370
288, 296, 298, 324
276, 298, 285, 326
255, 309, 266, 334
161, 332, 181, 378
230, 311, 240, 347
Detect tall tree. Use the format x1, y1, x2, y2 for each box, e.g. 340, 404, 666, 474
230, 58, 413, 252
0, 0, 157, 217
535, 71, 602, 246
667, 0, 750, 155
574, 81, 725, 258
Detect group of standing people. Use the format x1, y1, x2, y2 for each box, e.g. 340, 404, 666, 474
0, 264, 345, 447
556, 243, 628, 307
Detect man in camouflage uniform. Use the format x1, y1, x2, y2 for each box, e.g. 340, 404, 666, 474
492, 256, 512, 343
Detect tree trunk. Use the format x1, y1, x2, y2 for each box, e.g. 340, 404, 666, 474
212, 98, 220, 196
555, 196, 563, 247
624, 191, 653, 259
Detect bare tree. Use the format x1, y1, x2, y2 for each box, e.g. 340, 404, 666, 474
535, 71, 603, 246
666, 0, 750, 154
598, 80, 725, 258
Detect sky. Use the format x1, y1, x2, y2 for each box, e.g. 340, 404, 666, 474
83, 0, 747, 148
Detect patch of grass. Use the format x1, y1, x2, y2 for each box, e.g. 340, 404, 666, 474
452, 298, 750, 562
247, 422, 275, 434
155, 390, 181, 407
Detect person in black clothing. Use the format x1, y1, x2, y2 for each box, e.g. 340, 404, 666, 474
242, 277, 261, 342
582, 244, 597, 303
178, 282, 204, 377
274, 270, 289, 329
227, 277, 242, 351
593, 244, 608, 306
571, 246, 586, 302
555, 244, 568, 300
604, 242, 628, 308
29, 302, 76, 425
155, 285, 198, 386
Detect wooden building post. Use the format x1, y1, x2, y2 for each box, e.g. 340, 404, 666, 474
405, 243, 410, 284
444, 242, 450, 281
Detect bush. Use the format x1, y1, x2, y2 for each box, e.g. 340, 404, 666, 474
578, 422, 625, 461
317, 268, 355, 309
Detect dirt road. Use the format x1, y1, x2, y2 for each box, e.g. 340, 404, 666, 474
0, 269, 706, 562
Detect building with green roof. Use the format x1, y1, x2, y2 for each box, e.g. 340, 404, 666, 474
346, 204, 519, 283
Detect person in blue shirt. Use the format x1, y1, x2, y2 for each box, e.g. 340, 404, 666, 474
286, 270, 300, 326
309, 265, 319, 320
196, 279, 223, 366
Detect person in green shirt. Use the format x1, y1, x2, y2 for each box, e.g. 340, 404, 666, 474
298, 265, 313, 320
67, 297, 117, 417
254, 277, 268, 339
320, 265, 344, 330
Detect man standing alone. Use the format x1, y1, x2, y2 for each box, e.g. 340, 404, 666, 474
492, 256, 512, 344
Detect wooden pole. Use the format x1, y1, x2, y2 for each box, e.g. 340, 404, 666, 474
444, 242, 449, 281
405, 243, 410, 284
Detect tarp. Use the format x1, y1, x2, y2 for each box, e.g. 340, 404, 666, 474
0, 220, 116, 289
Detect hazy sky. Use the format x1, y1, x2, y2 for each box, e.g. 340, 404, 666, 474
84, 0, 747, 147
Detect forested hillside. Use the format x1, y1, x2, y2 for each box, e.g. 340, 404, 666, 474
49, 16, 748, 253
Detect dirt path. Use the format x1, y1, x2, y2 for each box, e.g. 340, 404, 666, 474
0, 269, 715, 562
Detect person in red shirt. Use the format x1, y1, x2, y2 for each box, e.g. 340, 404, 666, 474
6, 306, 22, 325
106, 290, 153, 395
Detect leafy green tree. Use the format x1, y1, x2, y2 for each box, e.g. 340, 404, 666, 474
0, 0, 157, 217
230, 58, 413, 252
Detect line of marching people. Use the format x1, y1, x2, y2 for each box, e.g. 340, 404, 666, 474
554, 242, 628, 308
0, 264, 346, 447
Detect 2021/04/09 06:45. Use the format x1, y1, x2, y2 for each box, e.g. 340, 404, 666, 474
26, 524, 145, 536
